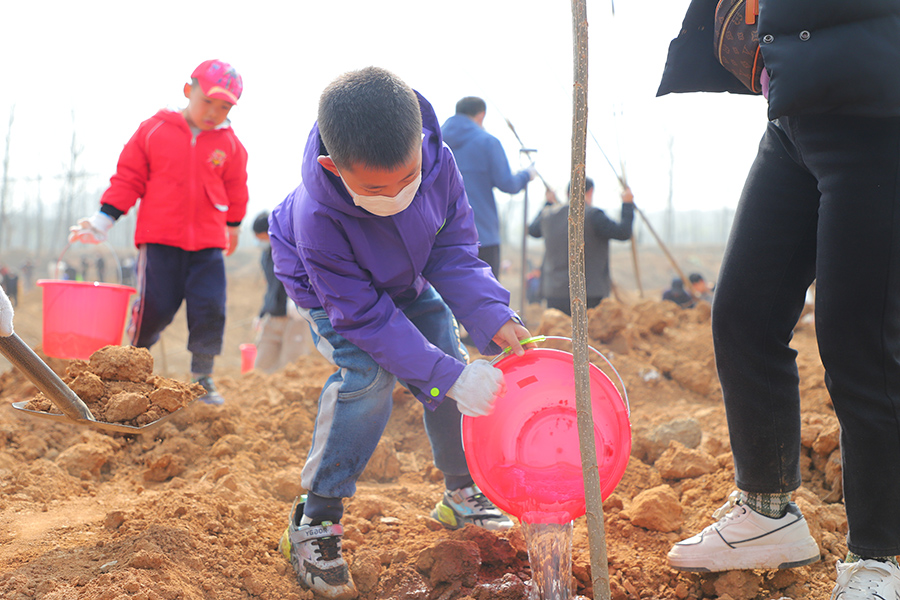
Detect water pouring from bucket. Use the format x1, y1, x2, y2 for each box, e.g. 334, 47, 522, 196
462, 337, 630, 600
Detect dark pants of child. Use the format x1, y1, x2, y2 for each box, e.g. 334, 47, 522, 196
129, 244, 227, 375
713, 115, 900, 558
298, 286, 470, 523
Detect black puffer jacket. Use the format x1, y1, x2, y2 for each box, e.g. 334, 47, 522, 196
658, 0, 900, 119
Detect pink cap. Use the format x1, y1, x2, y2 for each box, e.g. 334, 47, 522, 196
191, 59, 243, 105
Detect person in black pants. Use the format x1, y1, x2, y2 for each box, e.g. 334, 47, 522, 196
659, 0, 900, 594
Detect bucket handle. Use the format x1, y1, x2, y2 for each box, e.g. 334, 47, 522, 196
54, 240, 126, 284
490, 334, 630, 416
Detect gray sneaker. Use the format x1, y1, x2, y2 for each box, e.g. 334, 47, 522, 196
431, 485, 514, 531
192, 376, 224, 406
278, 498, 357, 600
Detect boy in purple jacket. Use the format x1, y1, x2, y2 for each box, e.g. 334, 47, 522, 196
270, 67, 531, 599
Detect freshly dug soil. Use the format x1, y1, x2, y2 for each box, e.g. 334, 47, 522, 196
21, 346, 204, 427
0, 275, 843, 600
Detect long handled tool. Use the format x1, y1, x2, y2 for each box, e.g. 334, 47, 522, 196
503, 117, 553, 191
0, 285, 187, 434
494, 111, 550, 320
0, 285, 95, 422
588, 129, 698, 298
633, 205, 695, 295
0, 333, 95, 422
590, 128, 644, 296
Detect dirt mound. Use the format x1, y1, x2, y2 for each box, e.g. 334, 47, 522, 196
0, 289, 843, 599
22, 346, 203, 426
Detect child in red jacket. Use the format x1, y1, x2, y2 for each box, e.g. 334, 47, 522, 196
69, 59, 249, 405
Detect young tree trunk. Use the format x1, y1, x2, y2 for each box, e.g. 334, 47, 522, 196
570, 1, 611, 599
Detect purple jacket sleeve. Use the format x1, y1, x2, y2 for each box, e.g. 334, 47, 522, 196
423, 166, 517, 354
300, 241, 466, 409
268, 199, 312, 307
269, 194, 465, 409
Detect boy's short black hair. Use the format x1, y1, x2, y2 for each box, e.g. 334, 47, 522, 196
455, 96, 486, 117
318, 66, 422, 171
252, 211, 270, 235
689, 273, 704, 284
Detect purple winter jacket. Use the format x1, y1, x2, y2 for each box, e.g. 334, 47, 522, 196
269, 93, 516, 410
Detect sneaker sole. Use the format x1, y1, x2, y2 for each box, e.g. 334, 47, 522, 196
668, 539, 820, 572
278, 528, 292, 562
430, 503, 514, 531
431, 503, 462, 530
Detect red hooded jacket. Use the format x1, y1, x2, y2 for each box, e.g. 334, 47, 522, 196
100, 109, 249, 250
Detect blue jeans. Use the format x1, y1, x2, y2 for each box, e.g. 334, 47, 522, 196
298, 287, 469, 522
715, 115, 900, 556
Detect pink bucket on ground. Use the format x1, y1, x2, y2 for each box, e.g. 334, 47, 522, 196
37, 280, 136, 360
240, 343, 257, 373
462, 347, 631, 524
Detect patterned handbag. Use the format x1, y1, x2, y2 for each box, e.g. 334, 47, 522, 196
714, 0, 763, 93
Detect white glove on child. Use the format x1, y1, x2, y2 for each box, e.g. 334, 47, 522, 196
68, 211, 116, 244
225, 226, 240, 256
448, 359, 506, 417
0, 285, 14, 337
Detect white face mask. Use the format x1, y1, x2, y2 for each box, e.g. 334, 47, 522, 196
340, 171, 422, 217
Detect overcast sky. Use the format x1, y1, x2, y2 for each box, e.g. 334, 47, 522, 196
0, 0, 770, 228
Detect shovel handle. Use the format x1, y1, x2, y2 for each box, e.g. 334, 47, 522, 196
0, 333, 96, 422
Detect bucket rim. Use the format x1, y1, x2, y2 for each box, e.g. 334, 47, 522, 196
36, 279, 136, 293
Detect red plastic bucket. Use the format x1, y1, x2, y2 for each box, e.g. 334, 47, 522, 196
462, 345, 631, 524
37, 280, 136, 360
240, 343, 257, 373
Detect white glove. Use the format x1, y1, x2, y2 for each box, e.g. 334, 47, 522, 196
526, 163, 537, 181
448, 359, 506, 417
0, 284, 13, 337
225, 226, 240, 256
68, 211, 115, 244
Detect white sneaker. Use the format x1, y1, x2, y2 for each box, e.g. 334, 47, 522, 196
832, 559, 900, 600
667, 491, 820, 572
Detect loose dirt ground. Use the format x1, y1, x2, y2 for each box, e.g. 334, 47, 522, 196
0, 248, 843, 600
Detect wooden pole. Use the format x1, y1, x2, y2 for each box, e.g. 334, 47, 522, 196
634, 205, 699, 299
570, 1, 611, 598
630, 237, 644, 298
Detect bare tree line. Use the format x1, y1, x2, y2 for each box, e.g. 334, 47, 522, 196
0, 107, 135, 267
0, 103, 733, 275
